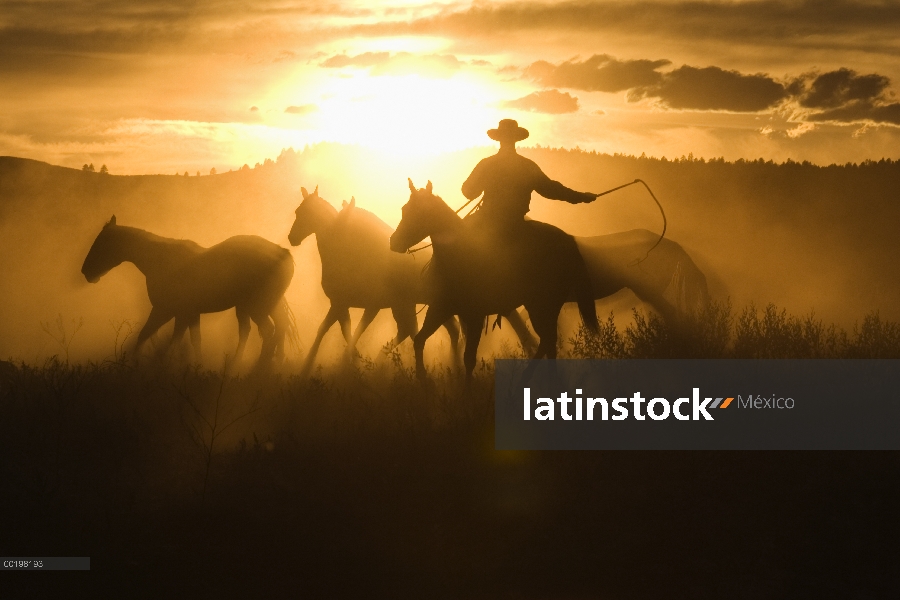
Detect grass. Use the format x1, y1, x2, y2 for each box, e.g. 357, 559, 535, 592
569, 300, 900, 359
0, 304, 899, 597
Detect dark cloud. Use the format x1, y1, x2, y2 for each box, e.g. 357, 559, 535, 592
782, 68, 900, 125
285, 104, 316, 115
524, 55, 669, 92
806, 102, 900, 125
631, 66, 789, 112
796, 68, 891, 109
521, 55, 900, 122
524, 55, 788, 112
320, 52, 462, 77
0, 1, 367, 59
363, 0, 900, 54
502, 89, 579, 114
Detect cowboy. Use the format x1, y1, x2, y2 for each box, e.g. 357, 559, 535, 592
461, 119, 598, 230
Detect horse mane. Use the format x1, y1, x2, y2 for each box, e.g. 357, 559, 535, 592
424, 191, 458, 216
113, 225, 203, 250
334, 201, 395, 240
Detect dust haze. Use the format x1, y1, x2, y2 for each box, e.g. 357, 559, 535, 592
1, 146, 899, 365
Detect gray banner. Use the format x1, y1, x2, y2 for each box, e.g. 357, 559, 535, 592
495, 359, 900, 450
1, 557, 90, 570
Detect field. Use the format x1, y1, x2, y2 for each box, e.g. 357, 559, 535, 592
2, 305, 899, 597
2, 150, 900, 594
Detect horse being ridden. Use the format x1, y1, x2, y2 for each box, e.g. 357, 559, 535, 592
390, 180, 599, 381
288, 186, 460, 372
82, 216, 295, 365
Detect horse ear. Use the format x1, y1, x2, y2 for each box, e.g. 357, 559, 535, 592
105, 215, 116, 228
349, 196, 355, 208
408, 178, 416, 193
426, 180, 433, 193
301, 187, 309, 199
341, 199, 348, 208
313, 185, 318, 196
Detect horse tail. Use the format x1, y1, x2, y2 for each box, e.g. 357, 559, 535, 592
572, 245, 599, 334
280, 297, 302, 354
668, 253, 710, 316
275, 249, 301, 354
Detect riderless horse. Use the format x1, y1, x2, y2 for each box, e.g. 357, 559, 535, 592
391, 180, 599, 381
578, 229, 708, 318
288, 186, 460, 373
82, 216, 295, 365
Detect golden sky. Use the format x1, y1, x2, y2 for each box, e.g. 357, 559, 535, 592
3, 0, 900, 174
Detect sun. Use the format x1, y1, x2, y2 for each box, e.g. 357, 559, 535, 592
278, 70, 506, 158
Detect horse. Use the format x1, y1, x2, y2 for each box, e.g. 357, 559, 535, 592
507, 229, 711, 350
287, 186, 460, 373
81, 216, 295, 365
390, 179, 599, 381
578, 229, 709, 320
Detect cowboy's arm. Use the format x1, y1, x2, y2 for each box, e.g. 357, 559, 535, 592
533, 169, 596, 204
461, 161, 486, 200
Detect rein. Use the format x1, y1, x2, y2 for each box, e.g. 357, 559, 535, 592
407, 179, 667, 261
406, 196, 481, 254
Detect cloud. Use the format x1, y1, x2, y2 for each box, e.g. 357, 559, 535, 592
321, 52, 390, 69
502, 89, 579, 114
525, 54, 669, 92
795, 68, 891, 109
521, 55, 900, 123
786, 123, 817, 138
631, 66, 789, 112
320, 52, 462, 77
806, 102, 900, 126
285, 104, 317, 115
784, 69, 900, 125
525, 55, 788, 112
361, 1, 900, 55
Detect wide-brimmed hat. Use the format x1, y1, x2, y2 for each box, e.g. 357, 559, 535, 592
488, 119, 529, 142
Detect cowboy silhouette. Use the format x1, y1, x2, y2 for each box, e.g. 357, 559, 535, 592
462, 119, 598, 229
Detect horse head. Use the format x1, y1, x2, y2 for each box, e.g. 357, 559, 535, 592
288, 185, 338, 246
390, 179, 450, 253
82, 215, 124, 283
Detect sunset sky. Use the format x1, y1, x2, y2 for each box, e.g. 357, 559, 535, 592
3, 0, 900, 174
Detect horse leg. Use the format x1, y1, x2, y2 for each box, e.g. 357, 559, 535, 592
251, 311, 276, 367
234, 307, 251, 363
347, 307, 379, 359
528, 303, 561, 360
376, 304, 416, 366
188, 315, 202, 363
169, 316, 189, 358
133, 307, 172, 361
442, 317, 462, 370
505, 308, 538, 355
413, 305, 452, 381
460, 314, 484, 384
337, 307, 352, 343
390, 304, 418, 347
302, 305, 344, 374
